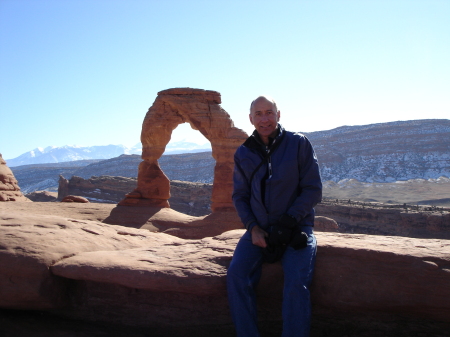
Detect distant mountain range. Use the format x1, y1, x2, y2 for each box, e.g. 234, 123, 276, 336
5, 141, 211, 167
8, 119, 450, 195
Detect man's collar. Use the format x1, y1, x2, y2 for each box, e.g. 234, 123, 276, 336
251, 124, 282, 147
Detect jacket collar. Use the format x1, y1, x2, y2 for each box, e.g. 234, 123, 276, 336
243, 124, 285, 151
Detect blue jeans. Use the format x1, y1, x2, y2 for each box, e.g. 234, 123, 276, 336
227, 227, 317, 337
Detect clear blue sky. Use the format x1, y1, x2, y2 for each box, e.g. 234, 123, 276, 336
1, 0, 449, 159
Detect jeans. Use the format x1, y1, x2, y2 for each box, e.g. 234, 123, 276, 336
227, 227, 317, 337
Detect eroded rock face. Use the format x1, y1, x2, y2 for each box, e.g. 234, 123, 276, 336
57, 175, 69, 200
0, 154, 30, 202
0, 213, 448, 332
119, 88, 248, 211
316, 199, 450, 239
57, 175, 213, 216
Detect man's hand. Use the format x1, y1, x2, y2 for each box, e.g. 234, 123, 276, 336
267, 214, 298, 246
251, 225, 268, 248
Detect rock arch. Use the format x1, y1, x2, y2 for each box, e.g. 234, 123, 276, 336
119, 88, 248, 212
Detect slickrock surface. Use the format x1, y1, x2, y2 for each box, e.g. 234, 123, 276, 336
0, 209, 449, 336
0, 201, 337, 240
0, 201, 116, 223
120, 88, 248, 211
0, 154, 30, 202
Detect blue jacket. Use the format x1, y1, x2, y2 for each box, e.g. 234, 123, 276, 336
232, 125, 322, 232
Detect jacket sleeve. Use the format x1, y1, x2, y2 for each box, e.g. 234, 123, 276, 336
287, 136, 322, 222
232, 150, 258, 232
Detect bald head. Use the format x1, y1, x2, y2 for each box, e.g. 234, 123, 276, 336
250, 95, 278, 113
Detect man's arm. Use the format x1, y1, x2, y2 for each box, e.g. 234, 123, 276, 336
286, 136, 322, 221
232, 151, 268, 247
232, 152, 259, 231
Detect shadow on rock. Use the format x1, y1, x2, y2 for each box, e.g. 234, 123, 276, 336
102, 205, 243, 239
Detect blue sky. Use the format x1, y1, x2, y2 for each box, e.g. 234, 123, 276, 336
1, 0, 449, 159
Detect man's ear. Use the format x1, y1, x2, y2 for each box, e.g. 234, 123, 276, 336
277, 110, 281, 122
249, 113, 254, 125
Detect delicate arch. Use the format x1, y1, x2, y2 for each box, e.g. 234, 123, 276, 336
119, 88, 248, 212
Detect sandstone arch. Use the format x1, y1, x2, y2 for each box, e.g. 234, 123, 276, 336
119, 88, 248, 212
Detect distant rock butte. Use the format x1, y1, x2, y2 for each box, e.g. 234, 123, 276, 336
25, 190, 57, 202
0, 213, 448, 332
119, 88, 248, 211
0, 154, 30, 202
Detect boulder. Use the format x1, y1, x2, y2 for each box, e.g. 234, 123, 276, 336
0, 212, 448, 334
61, 195, 89, 203
0, 154, 30, 202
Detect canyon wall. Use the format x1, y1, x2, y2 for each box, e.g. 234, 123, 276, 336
316, 199, 450, 240
306, 119, 450, 182
58, 175, 212, 216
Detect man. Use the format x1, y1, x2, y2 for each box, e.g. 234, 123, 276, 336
227, 95, 322, 337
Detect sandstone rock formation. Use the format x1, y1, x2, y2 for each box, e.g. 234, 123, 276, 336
61, 195, 89, 203
25, 191, 57, 202
0, 212, 448, 336
119, 88, 248, 211
0, 154, 30, 202
57, 175, 69, 200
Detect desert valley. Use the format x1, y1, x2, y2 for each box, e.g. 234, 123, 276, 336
1, 88, 450, 337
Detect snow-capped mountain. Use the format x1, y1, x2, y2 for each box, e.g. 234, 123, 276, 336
162, 140, 211, 155
5, 141, 211, 167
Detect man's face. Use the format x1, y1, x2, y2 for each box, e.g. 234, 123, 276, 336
249, 97, 280, 142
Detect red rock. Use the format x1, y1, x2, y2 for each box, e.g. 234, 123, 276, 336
25, 191, 57, 202
0, 213, 448, 330
0, 154, 30, 202
61, 195, 89, 203
119, 88, 248, 211
57, 175, 69, 200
